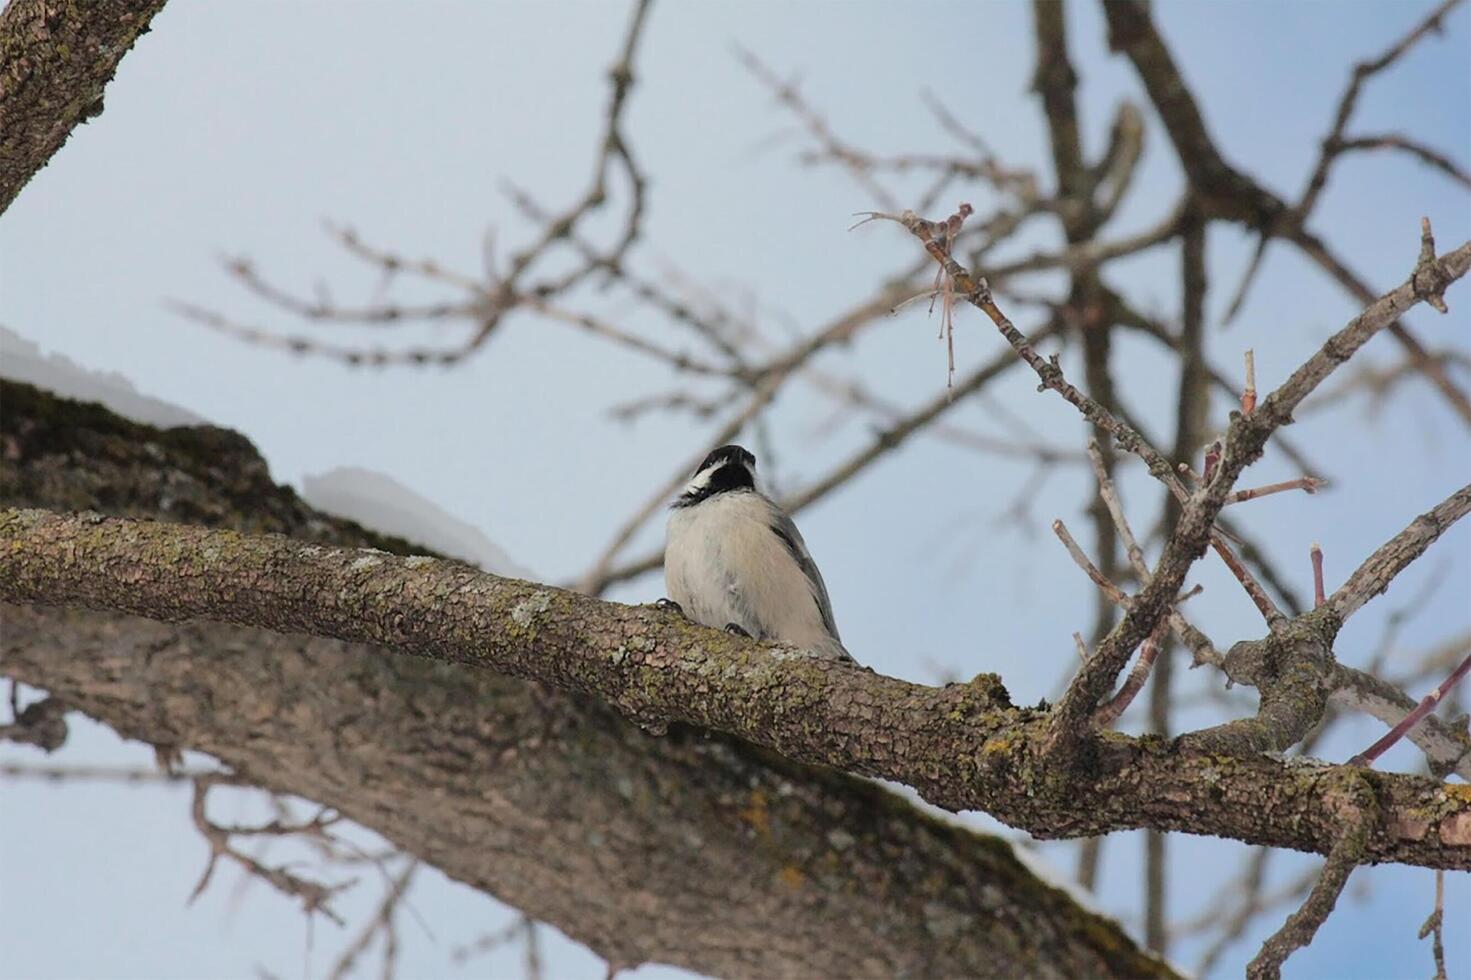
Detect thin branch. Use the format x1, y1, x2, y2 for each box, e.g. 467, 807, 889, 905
328, 861, 418, 980
1332, 133, 1471, 191
1092, 616, 1168, 729
1311, 543, 1326, 608
1297, 0, 1466, 217
186, 775, 353, 926
1052, 519, 1128, 606
1225, 477, 1325, 506
1420, 870, 1448, 980
1245, 804, 1372, 980
577, 321, 1060, 592
1326, 482, 1471, 622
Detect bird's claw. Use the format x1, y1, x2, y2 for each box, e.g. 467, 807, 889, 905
655, 597, 684, 616
724, 623, 751, 638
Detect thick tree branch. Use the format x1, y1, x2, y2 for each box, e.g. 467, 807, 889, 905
0, 0, 168, 215
0, 380, 1166, 979
3, 505, 1469, 869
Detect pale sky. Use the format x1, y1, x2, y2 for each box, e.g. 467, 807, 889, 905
2, 2, 1468, 977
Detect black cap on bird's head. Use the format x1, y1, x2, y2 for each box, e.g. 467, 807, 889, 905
675, 444, 757, 506
696, 444, 756, 475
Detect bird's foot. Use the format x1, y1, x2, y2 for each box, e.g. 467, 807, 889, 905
724, 623, 751, 638
655, 597, 685, 616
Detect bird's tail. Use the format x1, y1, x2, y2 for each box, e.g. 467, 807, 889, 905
808, 635, 857, 664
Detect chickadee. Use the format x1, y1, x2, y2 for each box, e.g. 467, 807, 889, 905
663, 445, 854, 663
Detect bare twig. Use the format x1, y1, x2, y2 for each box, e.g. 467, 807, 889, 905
1245, 802, 1372, 980
1052, 519, 1128, 606
1297, 0, 1466, 218
328, 861, 418, 980
186, 775, 353, 926
1242, 349, 1257, 416
1332, 134, 1471, 191
1225, 477, 1324, 506
1420, 870, 1448, 980
1311, 543, 1326, 608
577, 321, 1060, 593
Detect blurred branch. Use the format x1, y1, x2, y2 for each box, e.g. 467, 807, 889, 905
1103, 0, 1471, 425
576, 321, 1061, 593
1297, 0, 1466, 218
1329, 133, 1471, 190
328, 860, 418, 980
174, 0, 658, 371
186, 773, 354, 926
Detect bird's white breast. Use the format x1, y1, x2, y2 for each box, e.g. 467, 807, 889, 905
665, 491, 831, 649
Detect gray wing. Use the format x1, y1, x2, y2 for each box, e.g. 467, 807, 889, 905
764, 498, 842, 642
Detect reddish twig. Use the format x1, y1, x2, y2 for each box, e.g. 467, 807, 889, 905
1092, 616, 1169, 729
1311, 543, 1326, 608
1348, 652, 1471, 768
1226, 477, 1325, 506
1242, 349, 1257, 415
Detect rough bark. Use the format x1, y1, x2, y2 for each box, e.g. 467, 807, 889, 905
3, 383, 1469, 875
0, 0, 168, 215
0, 379, 1170, 980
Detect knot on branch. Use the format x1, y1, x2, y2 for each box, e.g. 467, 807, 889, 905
0, 695, 69, 753
1223, 618, 1338, 691
1036, 354, 1064, 392
1413, 217, 1451, 313
965, 276, 993, 306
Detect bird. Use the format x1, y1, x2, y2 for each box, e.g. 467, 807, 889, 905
662, 444, 854, 663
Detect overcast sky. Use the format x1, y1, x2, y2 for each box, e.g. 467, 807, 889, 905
2, 2, 1468, 978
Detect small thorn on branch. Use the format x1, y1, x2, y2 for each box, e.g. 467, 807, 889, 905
1311, 543, 1326, 608
1243, 349, 1257, 415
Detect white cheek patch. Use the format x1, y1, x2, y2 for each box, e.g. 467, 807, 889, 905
683, 465, 716, 497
